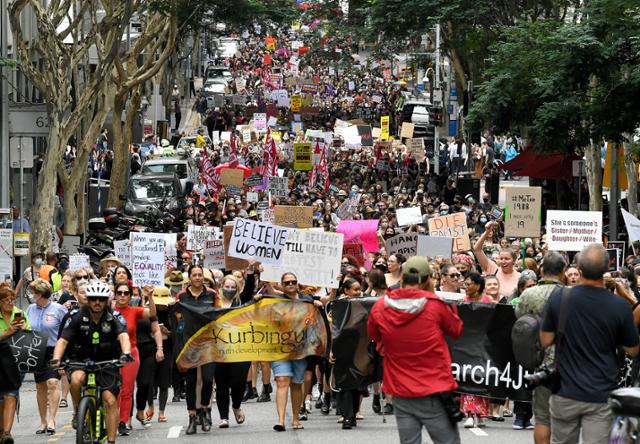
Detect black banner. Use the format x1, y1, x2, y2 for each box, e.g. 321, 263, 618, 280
331, 299, 531, 401
5, 330, 49, 373
0, 342, 21, 392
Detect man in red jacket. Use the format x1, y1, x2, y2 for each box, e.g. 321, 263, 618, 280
368, 256, 464, 444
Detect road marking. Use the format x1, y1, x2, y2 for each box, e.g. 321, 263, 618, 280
62, 424, 72, 429
468, 427, 489, 436
47, 439, 59, 443
167, 425, 182, 438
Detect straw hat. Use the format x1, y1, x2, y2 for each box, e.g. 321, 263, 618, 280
152, 286, 175, 306
164, 270, 188, 286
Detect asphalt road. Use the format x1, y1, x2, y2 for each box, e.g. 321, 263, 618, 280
12, 378, 535, 444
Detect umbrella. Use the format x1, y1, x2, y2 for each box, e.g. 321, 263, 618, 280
214, 163, 252, 177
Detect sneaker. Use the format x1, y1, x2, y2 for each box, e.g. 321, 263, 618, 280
523, 419, 534, 430
2, 433, 14, 444
372, 395, 381, 414
299, 408, 308, 421
312, 385, 320, 400
305, 400, 312, 413
315, 397, 323, 409
512, 418, 525, 430
383, 404, 394, 415
118, 422, 130, 436
475, 417, 486, 428
464, 417, 475, 428
256, 391, 271, 402
172, 395, 181, 403
218, 419, 229, 428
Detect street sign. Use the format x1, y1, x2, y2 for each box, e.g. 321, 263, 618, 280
572, 159, 585, 177
9, 137, 34, 168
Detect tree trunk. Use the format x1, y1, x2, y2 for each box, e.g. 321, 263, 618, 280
624, 141, 639, 217
107, 94, 127, 209
584, 141, 603, 211
32, 127, 67, 253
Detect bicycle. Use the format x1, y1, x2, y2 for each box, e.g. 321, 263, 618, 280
60, 359, 125, 444
609, 386, 640, 444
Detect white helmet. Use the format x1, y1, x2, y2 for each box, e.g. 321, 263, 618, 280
161, 139, 170, 147
85, 280, 112, 299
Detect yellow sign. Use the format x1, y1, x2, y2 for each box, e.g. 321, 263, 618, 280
291, 94, 302, 112
603, 142, 628, 190
294, 142, 313, 171
380, 115, 390, 140
13, 232, 29, 257
176, 298, 328, 368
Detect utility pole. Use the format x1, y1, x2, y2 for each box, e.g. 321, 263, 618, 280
609, 142, 619, 241
434, 23, 440, 175
0, 0, 10, 209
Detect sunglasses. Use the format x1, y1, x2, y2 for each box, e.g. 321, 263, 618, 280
116, 290, 131, 296
76, 275, 88, 279
446, 273, 462, 279
282, 280, 298, 286
87, 297, 107, 302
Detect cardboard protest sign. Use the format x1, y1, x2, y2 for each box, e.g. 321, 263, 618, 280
408, 138, 425, 160
203, 240, 225, 270
504, 186, 542, 238
274, 206, 313, 228
113, 240, 131, 268
335, 195, 361, 220
261, 229, 344, 288
293, 142, 313, 170
396, 207, 423, 227
386, 233, 418, 257
220, 168, 244, 187
401, 122, 415, 139
69, 254, 90, 271
228, 219, 290, 265
268, 176, 289, 198
187, 225, 219, 251
380, 116, 390, 140
546, 210, 602, 251
372, 127, 382, 139
130, 232, 166, 287
427, 212, 471, 252
223, 224, 249, 270
417, 236, 454, 258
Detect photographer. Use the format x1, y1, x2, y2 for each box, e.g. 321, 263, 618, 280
540, 244, 640, 444
515, 251, 566, 442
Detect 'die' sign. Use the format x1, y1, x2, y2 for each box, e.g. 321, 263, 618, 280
228, 218, 290, 266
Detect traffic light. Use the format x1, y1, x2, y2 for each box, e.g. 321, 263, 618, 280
429, 106, 443, 126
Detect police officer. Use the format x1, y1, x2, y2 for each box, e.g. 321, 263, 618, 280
51, 281, 133, 444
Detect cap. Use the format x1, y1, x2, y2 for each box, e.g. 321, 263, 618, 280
401, 256, 431, 282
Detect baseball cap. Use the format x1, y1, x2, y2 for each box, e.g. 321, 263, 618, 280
401, 257, 431, 283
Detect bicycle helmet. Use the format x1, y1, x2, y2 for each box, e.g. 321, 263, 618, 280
85, 281, 112, 299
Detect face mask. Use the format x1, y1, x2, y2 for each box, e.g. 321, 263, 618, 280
381, 223, 388, 229
34, 258, 44, 266
440, 210, 448, 216
222, 288, 236, 299
483, 198, 489, 203
374, 264, 387, 272
480, 218, 487, 224
228, 212, 236, 218
59, 260, 69, 269
170, 285, 182, 294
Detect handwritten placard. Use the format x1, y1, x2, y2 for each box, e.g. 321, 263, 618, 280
274, 206, 313, 228
113, 240, 131, 268
228, 219, 290, 266
131, 232, 166, 287
203, 240, 225, 270
7, 330, 48, 372
220, 168, 244, 187
268, 176, 289, 198
504, 186, 542, 238
187, 225, 219, 251
427, 212, 471, 252
69, 254, 91, 272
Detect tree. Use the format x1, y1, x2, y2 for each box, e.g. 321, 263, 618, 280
466, 0, 640, 211
9, 0, 133, 253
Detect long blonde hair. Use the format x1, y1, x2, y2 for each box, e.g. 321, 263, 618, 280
220, 274, 243, 305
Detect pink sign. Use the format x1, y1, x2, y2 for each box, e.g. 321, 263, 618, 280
337, 220, 380, 254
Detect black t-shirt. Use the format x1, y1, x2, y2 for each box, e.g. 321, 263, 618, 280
541, 285, 639, 403
61, 307, 128, 360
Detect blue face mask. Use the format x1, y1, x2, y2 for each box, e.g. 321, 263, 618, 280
480, 218, 487, 224
440, 210, 448, 216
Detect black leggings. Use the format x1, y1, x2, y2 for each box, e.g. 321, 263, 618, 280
135, 343, 156, 411
147, 344, 172, 411
337, 389, 360, 420
214, 362, 251, 420
185, 363, 215, 411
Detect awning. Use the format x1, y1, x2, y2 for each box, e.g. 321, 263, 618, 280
515, 153, 582, 180
499, 149, 536, 171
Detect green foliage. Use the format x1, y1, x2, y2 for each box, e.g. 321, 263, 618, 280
0, 57, 18, 68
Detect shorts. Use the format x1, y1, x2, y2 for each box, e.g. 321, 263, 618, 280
71, 368, 122, 398
272, 359, 307, 385
34, 347, 61, 383
533, 385, 552, 426
0, 373, 25, 401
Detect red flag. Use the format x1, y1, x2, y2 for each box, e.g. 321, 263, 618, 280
268, 137, 278, 176
318, 143, 330, 192
262, 128, 272, 175
200, 147, 219, 195
229, 133, 239, 168
309, 165, 317, 188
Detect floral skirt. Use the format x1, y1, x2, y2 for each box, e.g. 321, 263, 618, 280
460, 394, 489, 416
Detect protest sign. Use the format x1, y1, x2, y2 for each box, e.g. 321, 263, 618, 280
164, 233, 178, 269
291, 94, 302, 112
606, 248, 620, 272
401, 122, 415, 139
408, 138, 425, 160
268, 176, 289, 198
608, 241, 626, 268
253, 113, 267, 131
386, 233, 418, 257
427, 212, 471, 252
380, 116, 390, 140
546, 210, 602, 251
261, 208, 275, 224
274, 206, 313, 228
220, 168, 244, 187
0, 229, 12, 282
130, 232, 166, 287
291, 121, 304, 135
335, 195, 361, 220
396, 207, 423, 226
13, 232, 29, 256
337, 219, 379, 253
357, 125, 373, 147
504, 186, 542, 238
187, 225, 219, 251
6, 330, 48, 372
174, 298, 328, 368
69, 254, 90, 271
223, 224, 249, 270
417, 236, 454, 258
261, 229, 344, 288
621, 209, 640, 242
247, 173, 264, 187
342, 242, 366, 266
113, 240, 131, 268
203, 240, 225, 270
293, 142, 313, 170
228, 219, 290, 265
372, 127, 381, 139
246, 191, 259, 203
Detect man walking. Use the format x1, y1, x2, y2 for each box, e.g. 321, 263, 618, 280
368, 256, 463, 444
540, 243, 640, 444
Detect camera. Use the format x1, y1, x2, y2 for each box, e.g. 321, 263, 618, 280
524, 365, 559, 391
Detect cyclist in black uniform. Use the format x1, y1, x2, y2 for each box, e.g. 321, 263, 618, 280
51, 281, 132, 444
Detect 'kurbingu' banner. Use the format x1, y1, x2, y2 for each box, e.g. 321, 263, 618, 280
172, 297, 329, 369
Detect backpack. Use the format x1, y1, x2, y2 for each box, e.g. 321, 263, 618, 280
511, 313, 544, 372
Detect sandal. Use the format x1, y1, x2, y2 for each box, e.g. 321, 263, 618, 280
158, 414, 167, 423
35, 427, 47, 435
273, 424, 286, 432
233, 408, 245, 424
292, 423, 304, 430
503, 409, 514, 417
59, 399, 68, 408
145, 408, 154, 421
356, 413, 364, 420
